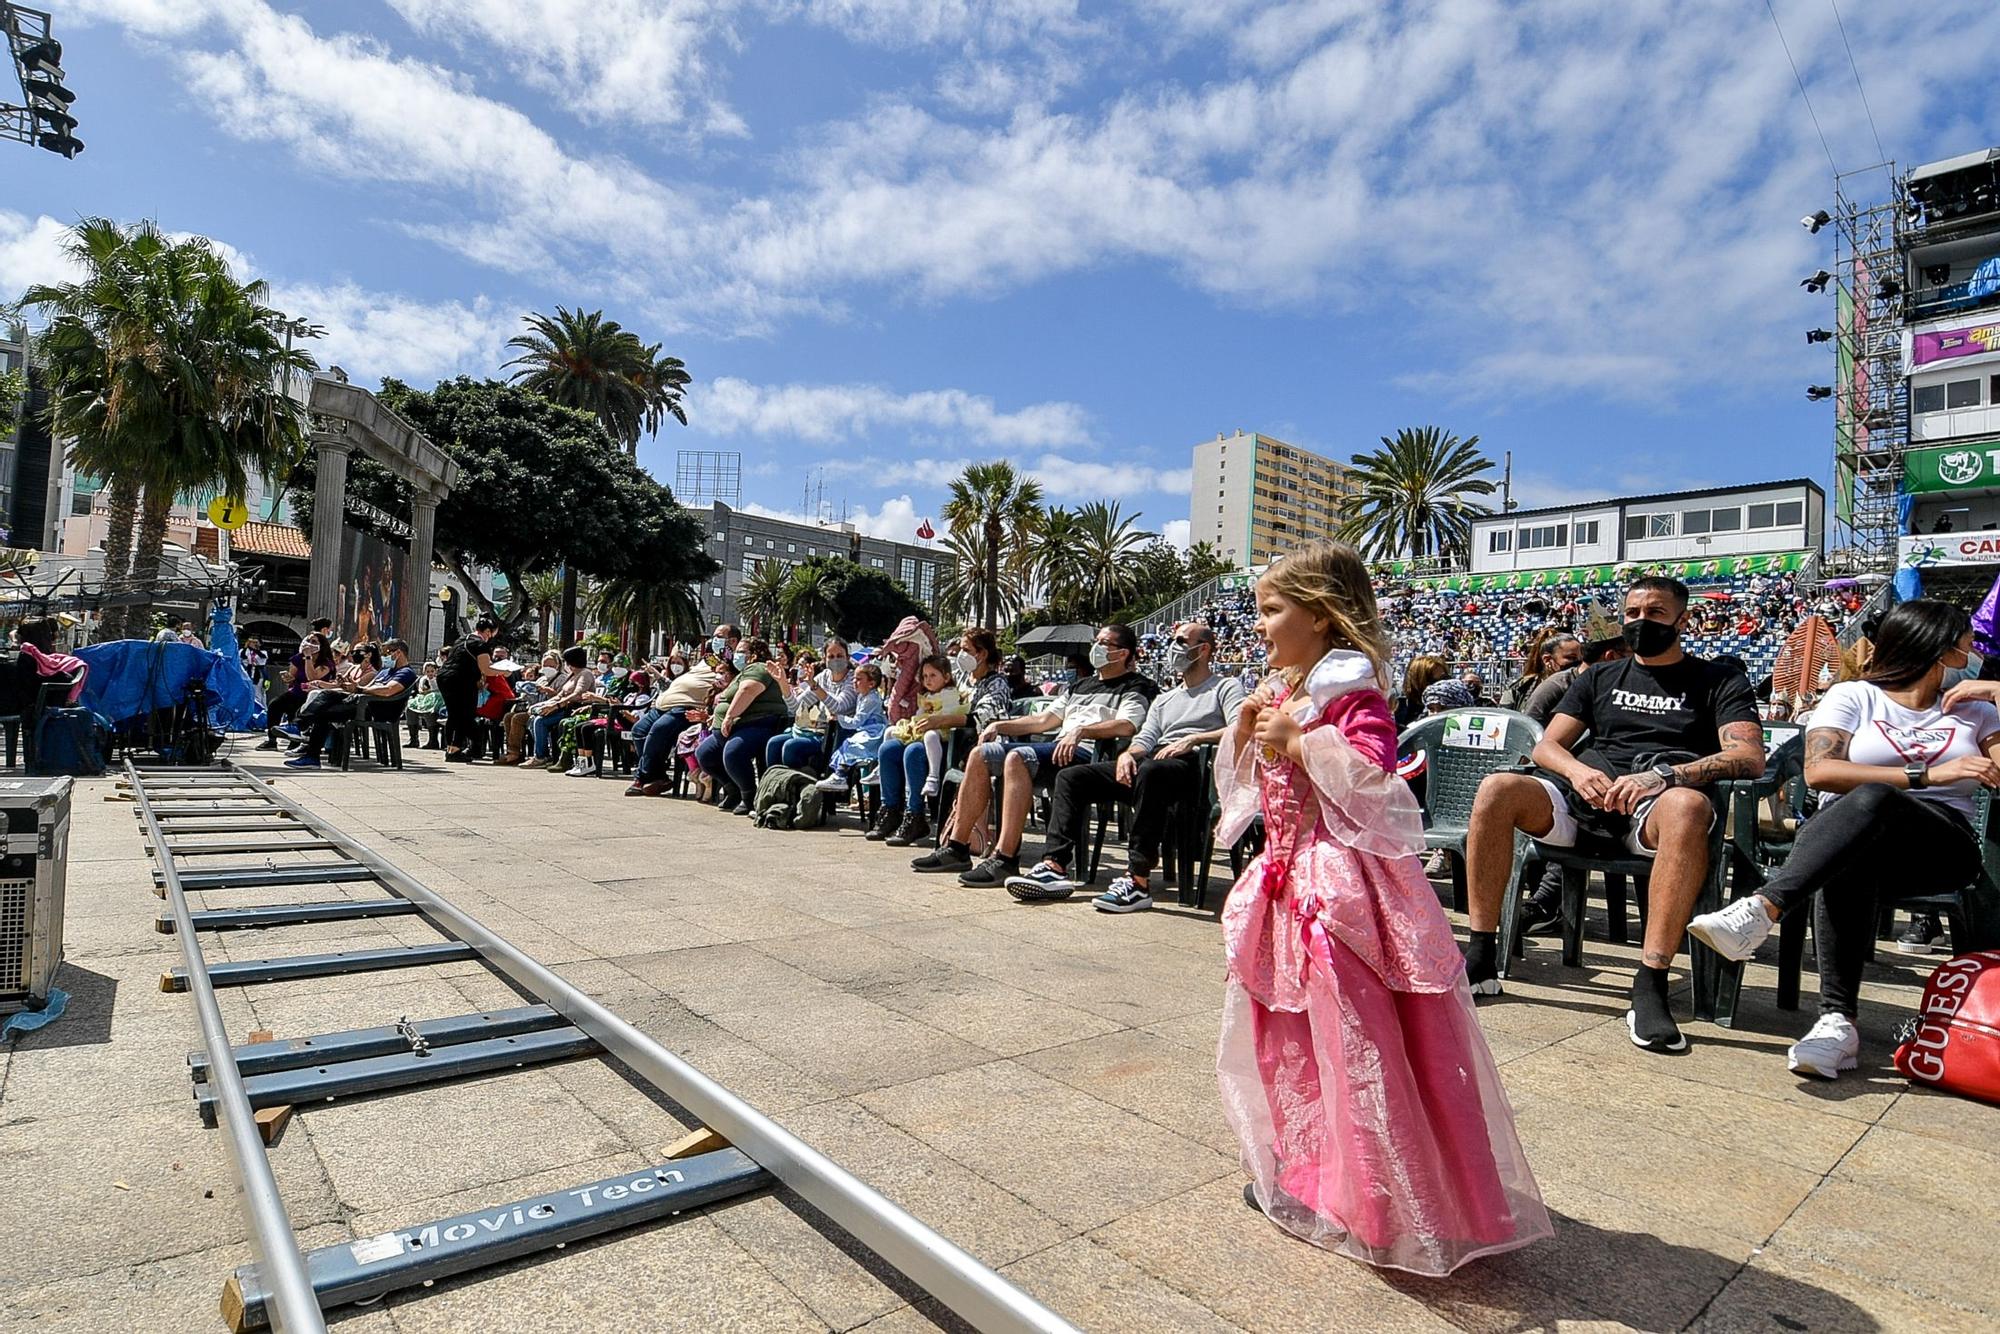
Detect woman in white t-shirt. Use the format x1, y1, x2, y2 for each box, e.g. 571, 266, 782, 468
1690, 599, 2000, 1079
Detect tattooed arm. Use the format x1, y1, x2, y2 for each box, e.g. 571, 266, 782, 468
1671, 721, 1769, 787
1799, 725, 1901, 793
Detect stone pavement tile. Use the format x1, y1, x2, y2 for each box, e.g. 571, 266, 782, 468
867, 968, 1125, 1060
518, 906, 732, 959
596, 872, 748, 910
1141, 1006, 1221, 1054
756, 927, 959, 992
296, 1064, 628, 1215
858, 1061, 1234, 1232
613, 941, 827, 1014
56, 906, 180, 960
1699, 1247, 1994, 1333
1869, 1082, 1999, 1156
540, 1057, 700, 1152
701, 983, 999, 1097
539, 955, 660, 1005
1017, 1028, 1236, 1154
0, 1223, 377, 1334
674, 897, 858, 944
0, 1099, 341, 1285
0, 1015, 197, 1124
588, 989, 845, 1114
1508, 1098, 1821, 1246
235, 972, 489, 1048
1549, 1001, 1907, 1127
1090, 1177, 1459, 1334
1768, 1171, 2000, 1314
1498, 1047, 1869, 1176
998, 1235, 1245, 1332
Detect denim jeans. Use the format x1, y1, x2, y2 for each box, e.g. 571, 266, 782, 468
875, 736, 934, 810
531, 706, 577, 759
694, 716, 784, 800
764, 731, 824, 772
630, 706, 693, 783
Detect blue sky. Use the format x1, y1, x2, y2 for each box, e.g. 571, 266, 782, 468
7, 1, 2000, 549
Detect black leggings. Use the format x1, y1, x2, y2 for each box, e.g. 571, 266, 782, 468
267, 691, 303, 738
440, 680, 480, 753
1758, 782, 1980, 1017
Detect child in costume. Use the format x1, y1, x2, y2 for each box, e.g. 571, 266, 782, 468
1216, 539, 1550, 1274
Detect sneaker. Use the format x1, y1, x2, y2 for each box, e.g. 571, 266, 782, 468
1688, 895, 1776, 963
1788, 1013, 1860, 1079
717, 794, 742, 814
1516, 897, 1562, 937
566, 760, 594, 776
865, 805, 904, 842
1625, 966, 1687, 1053
958, 854, 1019, 887
1895, 913, 1945, 955
1463, 933, 1503, 997
254, 737, 278, 751
814, 772, 850, 793
1005, 862, 1078, 902
911, 843, 973, 874
885, 811, 931, 848
282, 754, 320, 769
1423, 849, 1449, 877
1094, 876, 1153, 913
278, 722, 301, 739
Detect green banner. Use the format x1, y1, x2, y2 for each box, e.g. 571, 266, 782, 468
1835, 284, 1855, 525
1903, 439, 2000, 495
1405, 551, 1807, 595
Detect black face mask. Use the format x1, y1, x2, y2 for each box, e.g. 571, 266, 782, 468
1622, 617, 1679, 657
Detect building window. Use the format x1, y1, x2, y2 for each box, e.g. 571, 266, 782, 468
1518, 523, 1568, 551
743, 535, 754, 546
1683, 509, 1710, 535
1947, 379, 1982, 409
1711, 507, 1741, 531
1488, 530, 1512, 553
871, 558, 884, 568
1575, 520, 1599, 545
787, 543, 796, 553
766, 539, 776, 549
808, 546, 817, 556
1776, 500, 1804, 526
1748, 503, 1774, 528
1624, 515, 1646, 542
1915, 384, 1947, 413
711, 587, 722, 597
742, 556, 756, 575
899, 557, 916, 586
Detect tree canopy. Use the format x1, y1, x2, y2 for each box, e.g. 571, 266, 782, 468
829, 563, 926, 643
291, 376, 715, 629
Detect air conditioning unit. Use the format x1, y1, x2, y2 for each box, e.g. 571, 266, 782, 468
0, 777, 72, 1015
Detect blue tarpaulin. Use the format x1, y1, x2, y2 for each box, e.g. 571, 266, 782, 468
74, 638, 267, 732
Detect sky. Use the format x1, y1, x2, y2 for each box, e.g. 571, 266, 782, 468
5, 0, 1999, 551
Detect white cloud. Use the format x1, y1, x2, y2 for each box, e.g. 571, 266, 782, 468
739, 493, 928, 542
263, 282, 516, 383
687, 377, 1090, 447
1028, 454, 1191, 500
1162, 518, 1191, 550
0, 212, 78, 296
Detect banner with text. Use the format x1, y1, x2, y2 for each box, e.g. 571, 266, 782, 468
1404, 550, 1807, 595
1903, 439, 2000, 495
1907, 321, 2000, 372
1899, 532, 2000, 571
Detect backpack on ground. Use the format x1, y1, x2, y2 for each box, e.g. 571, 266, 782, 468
32, 707, 107, 777
753, 765, 824, 830
1893, 950, 2000, 1106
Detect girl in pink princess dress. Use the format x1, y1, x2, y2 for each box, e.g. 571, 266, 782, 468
1216, 541, 1550, 1275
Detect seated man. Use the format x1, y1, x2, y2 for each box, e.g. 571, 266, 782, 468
1463, 576, 1764, 1053
623, 655, 720, 795
284, 638, 417, 769
913, 622, 1150, 887
1006, 622, 1244, 913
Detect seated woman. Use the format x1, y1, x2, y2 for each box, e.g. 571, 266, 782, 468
1690, 599, 2000, 1079
868, 629, 1009, 848
693, 639, 789, 813
766, 638, 858, 774
261, 633, 335, 750
503, 647, 593, 766
564, 670, 653, 776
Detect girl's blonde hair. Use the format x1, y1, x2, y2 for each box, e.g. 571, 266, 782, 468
1259, 540, 1392, 684
855, 662, 883, 689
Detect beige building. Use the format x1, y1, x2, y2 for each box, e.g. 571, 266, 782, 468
1189, 430, 1353, 568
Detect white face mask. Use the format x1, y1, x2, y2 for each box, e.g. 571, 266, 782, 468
669, 663, 687, 677
827, 656, 850, 676
951, 650, 977, 678
1089, 643, 1114, 670
1163, 644, 1195, 676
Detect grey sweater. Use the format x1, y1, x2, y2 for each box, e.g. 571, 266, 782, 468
1134, 674, 1247, 754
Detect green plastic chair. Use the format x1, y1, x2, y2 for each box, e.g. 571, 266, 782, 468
1399, 709, 1543, 915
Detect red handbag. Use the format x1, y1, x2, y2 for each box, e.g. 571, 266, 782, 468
1893, 950, 2000, 1105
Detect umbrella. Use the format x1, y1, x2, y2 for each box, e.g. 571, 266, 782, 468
1697, 591, 1733, 602
1823, 577, 1859, 590
1014, 623, 1099, 653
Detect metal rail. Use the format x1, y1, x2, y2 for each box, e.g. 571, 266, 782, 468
136, 761, 1080, 1333
127, 761, 326, 1334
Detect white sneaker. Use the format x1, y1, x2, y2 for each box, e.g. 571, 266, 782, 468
1787, 1012, 1860, 1079
566, 760, 594, 777
814, 773, 850, 793
1687, 895, 1776, 962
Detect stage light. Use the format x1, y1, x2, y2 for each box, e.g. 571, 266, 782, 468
1802, 270, 1831, 293
1806, 329, 1833, 344
1877, 277, 1902, 299
36, 130, 81, 159
1806, 386, 1833, 401
1924, 263, 1953, 285
1801, 209, 1831, 233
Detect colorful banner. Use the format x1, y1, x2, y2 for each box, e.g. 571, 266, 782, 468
1903, 439, 2000, 495
1900, 532, 2000, 571
1404, 550, 1808, 595
1908, 321, 2000, 370
334, 525, 409, 647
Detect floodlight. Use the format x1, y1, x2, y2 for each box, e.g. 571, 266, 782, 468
1806, 386, 1833, 401
1805, 329, 1833, 344
1801, 270, 1831, 293
1801, 210, 1831, 233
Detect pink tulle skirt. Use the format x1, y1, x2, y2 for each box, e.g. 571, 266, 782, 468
1217, 922, 1552, 1274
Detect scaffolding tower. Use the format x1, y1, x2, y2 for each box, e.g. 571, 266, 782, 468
1828, 165, 1910, 576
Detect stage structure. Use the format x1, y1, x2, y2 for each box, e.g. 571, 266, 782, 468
303, 377, 459, 655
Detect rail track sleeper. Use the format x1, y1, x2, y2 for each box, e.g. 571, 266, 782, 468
189, 1005, 565, 1082
160, 898, 421, 935
161, 942, 477, 991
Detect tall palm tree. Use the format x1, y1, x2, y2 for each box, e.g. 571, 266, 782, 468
934, 528, 1025, 628
516, 569, 564, 646
737, 558, 790, 638
1335, 426, 1497, 564
941, 461, 1043, 630
505, 306, 693, 642
782, 557, 842, 642
1069, 500, 1152, 620
583, 573, 700, 657
25, 219, 314, 639
1028, 504, 1085, 617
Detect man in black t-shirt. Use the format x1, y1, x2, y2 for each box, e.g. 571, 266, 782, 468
285, 638, 418, 768
1463, 577, 1766, 1054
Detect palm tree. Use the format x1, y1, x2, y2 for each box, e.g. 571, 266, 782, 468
1335, 426, 1497, 564
782, 557, 842, 642
584, 574, 701, 657
516, 569, 564, 646
1069, 500, 1152, 620
505, 306, 693, 642
25, 219, 314, 639
1028, 504, 1085, 618
941, 461, 1043, 630
736, 558, 790, 638
934, 527, 1025, 628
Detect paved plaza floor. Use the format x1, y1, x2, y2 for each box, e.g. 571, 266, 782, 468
2, 747, 1994, 1332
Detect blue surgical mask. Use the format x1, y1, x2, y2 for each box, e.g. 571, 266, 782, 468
709, 636, 727, 655
732, 650, 747, 670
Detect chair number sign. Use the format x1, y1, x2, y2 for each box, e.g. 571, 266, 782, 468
1443, 714, 1508, 751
